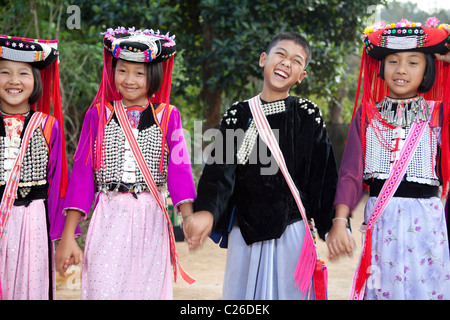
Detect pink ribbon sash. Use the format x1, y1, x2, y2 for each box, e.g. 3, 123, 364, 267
248, 95, 325, 299
114, 100, 194, 285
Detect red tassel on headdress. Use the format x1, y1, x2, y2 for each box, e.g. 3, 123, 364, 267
422, 59, 450, 198
351, 51, 365, 121
36, 67, 51, 114
438, 62, 450, 198
88, 47, 176, 171
352, 48, 389, 161
51, 62, 68, 197
151, 58, 174, 107
87, 49, 121, 170
155, 58, 174, 173
31, 56, 69, 198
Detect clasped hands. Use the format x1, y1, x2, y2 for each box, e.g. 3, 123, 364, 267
182, 208, 356, 261
182, 210, 214, 250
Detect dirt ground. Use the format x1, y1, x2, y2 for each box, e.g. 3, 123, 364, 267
55, 196, 367, 300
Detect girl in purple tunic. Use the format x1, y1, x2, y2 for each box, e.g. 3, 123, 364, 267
55, 27, 196, 300
329, 20, 450, 299
0, 35, 70, 299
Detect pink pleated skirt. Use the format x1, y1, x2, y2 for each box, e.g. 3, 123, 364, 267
0, 200, 53, 300
81, 191, 172, 300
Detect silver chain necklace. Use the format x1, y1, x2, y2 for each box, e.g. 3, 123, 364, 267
378, 96, 430, 127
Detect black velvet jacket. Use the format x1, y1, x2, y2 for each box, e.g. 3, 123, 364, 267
194, 96, 338, 245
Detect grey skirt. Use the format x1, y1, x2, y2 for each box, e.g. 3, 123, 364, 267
222, 221, 315, 300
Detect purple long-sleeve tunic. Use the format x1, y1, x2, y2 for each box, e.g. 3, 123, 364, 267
43, 116, 76, 240
333, 107, 365, 213
63, 102, 196, 219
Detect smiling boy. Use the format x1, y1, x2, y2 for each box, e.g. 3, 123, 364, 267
185, 32, 341, 299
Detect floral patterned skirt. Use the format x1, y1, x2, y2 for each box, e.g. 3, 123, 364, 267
363, 196, 450, 300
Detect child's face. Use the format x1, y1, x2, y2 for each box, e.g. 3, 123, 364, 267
114, 59, 148, 106
259, 39, 307, 98
383, 51, 427, 99
0, 60, 34, 112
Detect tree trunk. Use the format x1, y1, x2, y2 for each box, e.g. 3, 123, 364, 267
200, 14, 222, 131
329, 100, 343, 125
201, 88, 222, 131
329, 85, 347, 125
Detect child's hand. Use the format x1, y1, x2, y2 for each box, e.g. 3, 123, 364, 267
435, 26, 450, 63
182, 211, 214, 251
326, 219, 356, 260
55, 237, 83, 277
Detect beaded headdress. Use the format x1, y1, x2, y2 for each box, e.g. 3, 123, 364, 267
0, 35, 68, 196
353, 18, 450, 197
102, 27, 176, 64
0, 35, 59, 69
87, 27, 177, 170
363, 18, 450, 61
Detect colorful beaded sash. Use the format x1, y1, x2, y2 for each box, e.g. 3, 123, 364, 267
248, 95, 327, 299
350, 101, 435, 300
